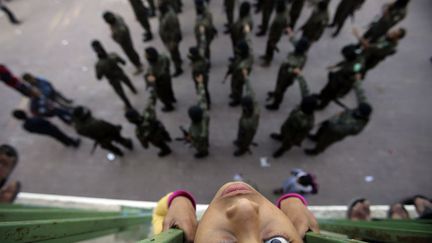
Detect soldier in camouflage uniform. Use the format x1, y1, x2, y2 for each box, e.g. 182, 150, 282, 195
72, 106, 133, 157
354, 27, 406, 77
317, 46, 364, 110
266, 37, 309, 110
144, 47, 176, 112
102, 11, 143, 75
230, 2, 253, 56
256, 0, 275, 36
270, 76, 319, 158
186, 75, 210, 158
224, 0, 236, 33
289, 0, 305, 29
363, 0, 409, 43
305, 81, 372, 155
91, 40, 137, 109
300, 0, 330, 44
328, 0, 366, 37
125, 89, 172, 157
188, 29, 211, 108
225, 41, 254, 107
234, 71, 260, 156
260, 0, 289, 66
194, 0, 217, 62
159, 3, 183, 77
128, 0, 153, 41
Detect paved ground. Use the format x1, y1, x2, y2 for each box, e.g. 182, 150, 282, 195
1, 0, 431, 205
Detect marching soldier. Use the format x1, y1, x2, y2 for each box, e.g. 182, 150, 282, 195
300, 0, 330, 44
328, 0, 366, 37
354, 27, 406, 77
102, 11, 144, 74
185, 75, 210, 159
128, 0, 153, 41
72, 106, 134, 157
230, 1, 253, 55
363, 0, 410, 42
225, 41, 254, 107
125, 89, 172, 157
91, 40, 137, 109
305, 81, 372, 155
144, 47, 176, 112
317, 45, 364, 110
260, 0, 289, 66
159, 2, 183, 77
194, 0, 217, 62
188, 29, 211, 108
266, 37, 309, 110
270, 76, 319, 158
289, 0, 305, 29
256, 0, 275, 36
234, 70, 260, 156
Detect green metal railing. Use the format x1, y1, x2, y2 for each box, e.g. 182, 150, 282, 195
1, 203, 432, 243
0, 203, 151, 243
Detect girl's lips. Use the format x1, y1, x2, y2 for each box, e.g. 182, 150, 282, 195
221, 183, 253, 198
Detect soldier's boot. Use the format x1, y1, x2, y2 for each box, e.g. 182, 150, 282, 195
234, 148, 248, 157
118, 137, 134, 151
161, 103, 175, 112
266, 102, 280, 110
256, 27, 267, 37
194, 150, 209, 159
143, 32, 153, 42
304, 148, 320, 156
229, 99, 241, 107
307, 133, 318, 141
173, 67, 183, 77
273, 147, 287, 158
270, 133, 283, 141
158, 144, 172, 157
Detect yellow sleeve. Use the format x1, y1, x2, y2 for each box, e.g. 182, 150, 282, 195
152, 192, 173, 235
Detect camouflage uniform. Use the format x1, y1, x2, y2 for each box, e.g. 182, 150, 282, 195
308, 81, 369, 154
146, 54, 176, 111
318, 57, 364, 109
289, 0, 305, 28
95, 53, 137, 109
267, 50, 307, 109
262, 3, 289, 64
194, 4, 217, 60
272, 76, 313, 157
362, 35, 398, 76
227, 53, 254, 106
73, 109, 133, 157
109, 14, 142, 69
256, 0, 275, 35
364, 2, 407, 42
159, 7, 183, 74
190, 34, 211, 108
189, 82, 210, 157
329, 0, 365, 37
231, 14, 253, 54
234, 78, 260, 156
301, 4, 329, 42
224, 0, 236, 27
135, 89, 172, 156
128, 0, 152, 40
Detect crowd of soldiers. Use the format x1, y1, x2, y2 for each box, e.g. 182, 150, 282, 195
1, 0, 410, 160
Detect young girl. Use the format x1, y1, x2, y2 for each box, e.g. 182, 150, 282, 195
152, 181, 319, 242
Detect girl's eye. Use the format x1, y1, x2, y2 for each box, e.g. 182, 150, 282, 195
264, 236, 290, 243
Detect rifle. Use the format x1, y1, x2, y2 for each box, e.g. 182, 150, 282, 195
333, 99, 349, 110
175, 126, 191, 143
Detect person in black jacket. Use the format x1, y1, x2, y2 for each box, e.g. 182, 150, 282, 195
12, 110, 80, 148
